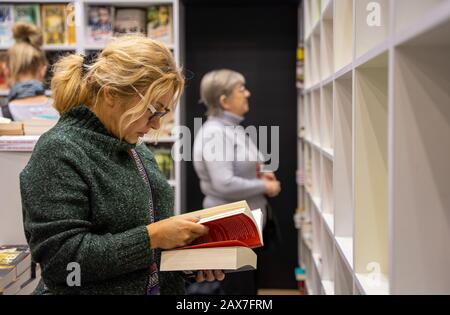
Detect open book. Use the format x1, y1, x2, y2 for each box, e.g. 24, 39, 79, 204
160, 201, 263, 272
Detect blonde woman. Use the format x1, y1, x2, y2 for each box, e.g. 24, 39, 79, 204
0, 22, 58, 120
20, 36, 224, 295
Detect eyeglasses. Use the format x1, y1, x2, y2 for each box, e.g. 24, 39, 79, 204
130, 85, 170, 121
237, 84, 247, 92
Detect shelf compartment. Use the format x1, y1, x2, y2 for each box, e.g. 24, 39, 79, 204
354, 53, 389, 287
304, 142, 313, 195
334, 73, 353, 253
320, 220, 335, 290
311, 90, 321, 145
298, 94, 305, 139
395, 0, 446, 34
321, 155, 333, 233
301, 236, 313, 287
311, 146, 322, 202
311, 0, 321, 32
334, 246, 354, 295
311, 203, 322, 271
390, 21, 450, 294
311, 30, 321, 86
321, 83, 333, 152
355, 0, 390, 58
304, 93, 312, 142
320, 1, 334, 80
334, 0, 354, 71
304, 41, 313, 88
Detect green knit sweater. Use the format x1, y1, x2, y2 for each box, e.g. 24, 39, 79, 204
20, 105, 185, 295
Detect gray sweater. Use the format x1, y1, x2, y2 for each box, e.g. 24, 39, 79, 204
193, 111, 268, 224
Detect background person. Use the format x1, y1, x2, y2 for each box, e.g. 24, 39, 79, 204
192, 69, 281, 295
0, 22, 58, 121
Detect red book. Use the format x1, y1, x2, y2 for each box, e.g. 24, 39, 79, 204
181, 200, 263, 250
160, 201, 264, 272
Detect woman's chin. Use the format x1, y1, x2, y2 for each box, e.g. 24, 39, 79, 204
124, 135, 140, 145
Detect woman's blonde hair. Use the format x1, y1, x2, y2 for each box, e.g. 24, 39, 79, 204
51, 35, 184, 139
7, 22, 47, 85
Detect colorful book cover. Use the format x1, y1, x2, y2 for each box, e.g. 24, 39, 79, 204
147, 5, 173, 45
14, 4, 41, 26
87, 6, 113, 44
114, 8, 146, 37
66, 3, 76, 45
41, 4, 66, 45
0, 5, 13, 46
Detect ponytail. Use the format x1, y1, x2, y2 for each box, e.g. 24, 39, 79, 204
51, 54, 87, 114
8, 22, 47, 85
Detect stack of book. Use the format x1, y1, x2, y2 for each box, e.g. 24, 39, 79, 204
0, 135, 39, 151
23, 117, 57, 135
0, 120, 24, 136
0, 245, 40, 295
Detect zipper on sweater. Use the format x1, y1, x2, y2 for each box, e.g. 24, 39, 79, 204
129, 148, 160, 295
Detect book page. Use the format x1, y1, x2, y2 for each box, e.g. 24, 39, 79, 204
251, 209, 264, 245
185, 212, 262, 249
180, 200, 251, 221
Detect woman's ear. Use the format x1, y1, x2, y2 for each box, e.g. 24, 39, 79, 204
219, 94, 229, 111
103, 86, 116, 108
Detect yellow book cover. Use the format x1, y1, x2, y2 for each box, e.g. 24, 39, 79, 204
66, 3, 76, 45
0, 252, 21, 266
41, 4, 66, 45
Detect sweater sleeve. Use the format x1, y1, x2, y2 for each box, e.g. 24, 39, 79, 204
20, 139, 154, 287
200, 127, 267, 200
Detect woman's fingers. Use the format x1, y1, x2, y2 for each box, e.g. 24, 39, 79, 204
205, 270, 215, 282
196, 270, 205, 282
186, 220, 209, 235
196, 270, 225, 282
214, 270, 225, 281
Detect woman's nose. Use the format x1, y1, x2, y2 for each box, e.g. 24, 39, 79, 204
245, 89, 251, 98
149, 118, 161, 130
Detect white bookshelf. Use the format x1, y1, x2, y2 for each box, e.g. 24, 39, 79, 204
320, 1, 334, 80
333, 0, 353, 72
298, 0, 450, 294
0, 0, 183, 250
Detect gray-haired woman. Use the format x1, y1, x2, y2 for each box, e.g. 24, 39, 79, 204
193, 69, 281, 295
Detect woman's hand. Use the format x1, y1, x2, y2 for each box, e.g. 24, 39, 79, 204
263, 178, 281, 198
261, 171, 277, 181
146, 217, 209, 250
196, 270, 225, 282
